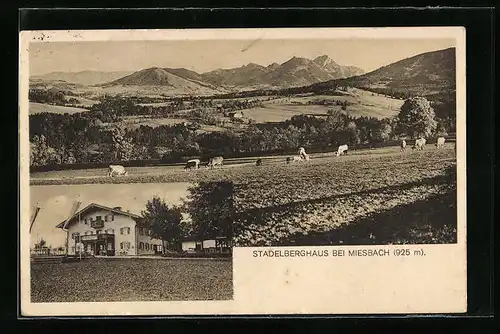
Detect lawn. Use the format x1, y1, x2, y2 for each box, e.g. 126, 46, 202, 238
31, 258, 233, 302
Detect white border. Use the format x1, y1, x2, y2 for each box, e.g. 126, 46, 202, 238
19, 27, 467, 316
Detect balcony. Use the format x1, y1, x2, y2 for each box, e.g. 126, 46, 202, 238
80, 233, 114, 242
90, 219, 104, 229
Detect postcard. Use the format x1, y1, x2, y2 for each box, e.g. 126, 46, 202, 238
20, 27, 466, 316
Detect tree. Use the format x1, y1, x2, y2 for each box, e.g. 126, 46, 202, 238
110, 125, 134, 161
374, 122, 392, 142
35, 238, 47, 249
182, 182, 233, 240
141, 196, 183, 251
397, 97, 437, 138
346, 121, 361, 145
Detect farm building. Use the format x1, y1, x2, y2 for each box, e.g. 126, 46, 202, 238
227, 111, 244, 119
55, 203, 163, 257
181, 236, 232, 254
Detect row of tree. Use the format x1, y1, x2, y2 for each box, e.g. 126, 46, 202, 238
142, 182, 233, 251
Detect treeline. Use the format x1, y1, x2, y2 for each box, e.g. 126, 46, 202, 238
29, 88, 70, 105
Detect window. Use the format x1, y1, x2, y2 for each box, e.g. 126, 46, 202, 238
139, 242, 144, 250
72, 232, 80, 240
96, 215, 102, 221
84, 218, 88, 225
139, 227, 144, 236
146, 243, 149, 251
121, 227, 130, 235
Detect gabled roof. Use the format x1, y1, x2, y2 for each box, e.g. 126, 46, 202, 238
55, 203, 141, 229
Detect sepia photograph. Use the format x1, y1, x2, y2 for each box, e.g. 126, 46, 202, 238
29, 181, 234, 303
20, 27, 466, 316
29, 36, 457, 247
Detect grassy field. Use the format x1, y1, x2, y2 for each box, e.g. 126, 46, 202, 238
29, 144, 457, 246
242, 88, 404, 122
243, 104, 331, 123
232, 146, 456, 246
29, 102, 89, 115
31, 258, 233, 302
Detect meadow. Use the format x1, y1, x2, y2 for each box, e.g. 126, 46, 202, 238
31, 258, 233, 302
29, 102, 89, 115
242, 88, 404, 122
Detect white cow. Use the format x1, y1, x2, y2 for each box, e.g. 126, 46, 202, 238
436, 137, 446, 148
107, 165, 128, 177
335, 144, 348, 156
286, 156, 303, 164
400, 139, 407, 152
413, 138, 426, 150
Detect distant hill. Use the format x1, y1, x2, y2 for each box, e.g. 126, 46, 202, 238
31, 70, 135, 86
308, 47, 456, 98
102, 67, 225, 95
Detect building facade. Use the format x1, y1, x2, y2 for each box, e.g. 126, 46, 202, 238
56, 203, 163, 256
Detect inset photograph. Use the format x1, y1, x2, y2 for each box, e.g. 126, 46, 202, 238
29, 181, 234, 303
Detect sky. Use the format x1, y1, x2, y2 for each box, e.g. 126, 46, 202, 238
30, 38, 456, 76
29, 183, 192, 248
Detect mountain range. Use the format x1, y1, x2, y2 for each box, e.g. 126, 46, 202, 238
33, 55, 365, 92
31, 70, 134, 86
30, 48, 456, 101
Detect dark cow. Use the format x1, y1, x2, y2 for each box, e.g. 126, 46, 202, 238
207, 156, 224, 169
184, 159, 200, 170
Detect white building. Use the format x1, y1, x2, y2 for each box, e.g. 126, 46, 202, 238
181, 236, 232, 254
56, 203, 163, 256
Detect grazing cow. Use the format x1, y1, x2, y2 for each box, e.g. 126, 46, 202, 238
256, 158, 263, 166
413, 138, 426, 150
207, 156, 224, 169
107, 165, 128, 177
184, 159, 200, 170
400, 139, 407, 152
335, 144, 348, 156
298, 147, 306, 158
286, 156, 303, 164
436, 137, 446, 149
